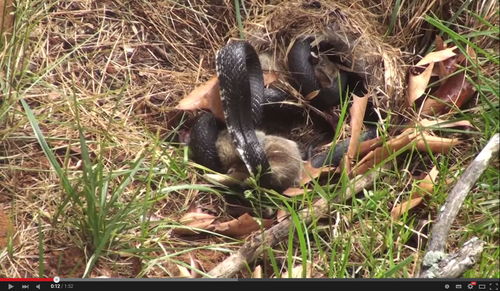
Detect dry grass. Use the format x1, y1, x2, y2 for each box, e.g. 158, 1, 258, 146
0, 0, 497, 278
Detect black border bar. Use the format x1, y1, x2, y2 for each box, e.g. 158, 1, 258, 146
1, 278, 498, 291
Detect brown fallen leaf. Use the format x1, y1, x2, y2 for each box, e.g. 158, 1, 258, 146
420, 71, 476, 116
173, 211, 217, 235
344, 94, 369, 174
421, 44, 476, 116
299, 160, 338, 185
176, 72, 279, 120
415, 134, 460, 154
391, 197, 424, 220
0, 206, 14, 249
416, 46, 458, 67
419, 166, 440, 193
276, 209, 289, 222
283, 187, 307, 197
213, 213, 274, 237
358, 137, 382, 157
391, 166, 439, 219
435, 35, 446, 51
433, 36, 461, 79
176, 76, 224, 120
408, 62, 435, 106
407, 46, 458, 106
352, 128, 415, 176
352, 118, 465, 176
418, 118, 474, 130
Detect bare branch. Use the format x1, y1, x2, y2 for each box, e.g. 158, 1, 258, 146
419, 133, 499, 277
420, 237, 484, 278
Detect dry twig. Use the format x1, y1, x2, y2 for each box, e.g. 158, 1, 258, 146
418, 133, 499, 278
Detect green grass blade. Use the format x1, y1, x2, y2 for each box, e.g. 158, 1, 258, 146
381, 255, 414, 277
234, 0, 244, 39
20, 99, 79, 209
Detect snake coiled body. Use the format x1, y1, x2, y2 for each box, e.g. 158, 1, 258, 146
215, 41, 271, 178
189, 112, 223, 172
190, 41, 302, 191
189, 38, 365, 191
288, 37, 348, 109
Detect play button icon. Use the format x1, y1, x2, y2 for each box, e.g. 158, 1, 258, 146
7, 284, 13, 290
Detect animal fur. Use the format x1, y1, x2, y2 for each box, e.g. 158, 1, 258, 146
213, 130, 302, 190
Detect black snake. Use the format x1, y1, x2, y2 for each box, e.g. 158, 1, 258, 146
189, 38, 367, 191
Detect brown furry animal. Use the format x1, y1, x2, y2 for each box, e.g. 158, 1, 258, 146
205, 130, 302, 191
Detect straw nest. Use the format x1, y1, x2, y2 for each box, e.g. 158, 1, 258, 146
239, 0, 406, 123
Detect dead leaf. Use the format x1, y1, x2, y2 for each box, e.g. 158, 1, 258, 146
0, 206, 14, 249
407, 46, 458, 106
415, 46, 458, 67
176, 76, 224, 120
358, 137, 382, 157
422, 166, 440, 191
213, 213, 273, 237
352, 118, 465, 176
419, 44, 476, 116
391, 166, 439, 219
420, 71, 476, 116
352, 128, 414, 176
390, 197, 424, 220
435, 35, 446, 51
408, 62, 435, 106
418, 118, 474, 130
173, 211, 217, 235
345, 94, 369, 173
179, 211, 216, 225
176, 72, 279, 120
283, 187, 305, 197
276, 209, 289, 222
299, 160, 338, 185
415, 134, 460, 154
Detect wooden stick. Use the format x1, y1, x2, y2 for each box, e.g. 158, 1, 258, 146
420, 237, 484, 278
418, 133, 499, 278
208, 171, 379, 278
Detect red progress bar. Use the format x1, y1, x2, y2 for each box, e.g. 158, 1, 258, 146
0, 278, 53, 282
